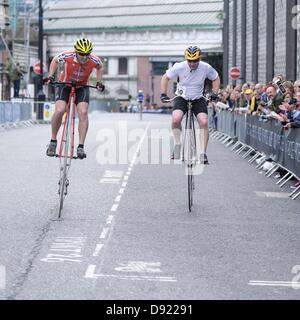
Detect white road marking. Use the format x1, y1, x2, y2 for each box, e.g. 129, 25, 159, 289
99, 227, 110, 239
103, 170, 124, 178
93, 244, 104, 257
106, 215, 114, 224
111, 204, 119, 212
100, 171, 124, 184
88, 122, 151, 277
0, 266, 6, 290
255, 191, 290, 199
41, 237, 86, 263
99, 178, 120, 184
249, 280, 300, 288
115, 261, 162, 273
115, 195, 122, 202
84, 265, 176, 282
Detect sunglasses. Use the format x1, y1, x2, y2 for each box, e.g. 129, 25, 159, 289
77, 53, 90, 56
187, 59, 200, 63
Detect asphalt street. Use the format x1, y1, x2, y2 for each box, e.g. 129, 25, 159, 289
0, 112, 299, 300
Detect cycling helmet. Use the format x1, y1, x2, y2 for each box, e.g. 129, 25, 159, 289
74, 38, 93, 54
184, 46, 201, 60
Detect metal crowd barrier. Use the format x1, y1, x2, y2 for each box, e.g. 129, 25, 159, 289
208, 109, 300, 200
0, 101, 33, 127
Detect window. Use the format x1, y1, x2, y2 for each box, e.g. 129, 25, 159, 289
152, 62, 169, 75
118, 57, 128, 75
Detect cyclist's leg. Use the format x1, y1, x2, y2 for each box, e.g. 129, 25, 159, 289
172, 97, 187, 144
172, 110, 184, 145
193, 99, 209, 162
196, 112, 209, 153
51, 100, 68, 140
51, 85, 70, 140
76, 87, 90, 145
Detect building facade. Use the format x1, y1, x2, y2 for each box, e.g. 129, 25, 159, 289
0, 0, 11, 100
44, 0, 224, 107
223, 0, 299, 86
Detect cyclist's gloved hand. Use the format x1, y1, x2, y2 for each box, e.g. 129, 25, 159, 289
96, 82, 105, 92
44, 75, 55, 84
160, 93, 170, 103
210, 92, 218, 101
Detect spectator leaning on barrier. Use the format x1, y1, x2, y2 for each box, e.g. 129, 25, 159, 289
275, 93, 293, 123
238, 88, 253, 113
280, 98, 300, 129
265, 85, 277, 111
249, 89, 262, 114
294, 91, 300, 108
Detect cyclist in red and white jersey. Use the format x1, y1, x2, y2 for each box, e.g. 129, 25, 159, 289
46, 38, 105, 159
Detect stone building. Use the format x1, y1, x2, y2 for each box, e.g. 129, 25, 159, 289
44, 0, 223, 106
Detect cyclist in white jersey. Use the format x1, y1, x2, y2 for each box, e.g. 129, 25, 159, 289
160, 46, 220, 164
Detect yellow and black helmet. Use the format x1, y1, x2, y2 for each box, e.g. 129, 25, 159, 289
184, 46, 201, 60
74, 38, 93, 54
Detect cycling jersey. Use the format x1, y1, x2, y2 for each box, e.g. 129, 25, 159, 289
55, 51, 102, 86
166, 61, 218, 100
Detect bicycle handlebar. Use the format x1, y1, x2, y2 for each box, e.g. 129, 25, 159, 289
162, 94, 211, 103
45, 80, 98, 89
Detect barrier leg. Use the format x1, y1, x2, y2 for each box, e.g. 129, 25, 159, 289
256, 156, 267, 169
249, 152, 261, 163
266, 164, 279, 177
292, 188, 300, 200
219, 135, 228, 143
211, 131, 219, 138
276, 172, 292, 186
226, 140, 235, 147
236, 145, 248, 155
242, 148, 254, 159
235, 144, 245, 154
222, 136, 232, 145
217, 133, 227, 141
289, 184, 300, 196
279, 174, 294, 188
231, 141, 241, 151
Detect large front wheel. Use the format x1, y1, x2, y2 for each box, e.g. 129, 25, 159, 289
188, 166, 194, 212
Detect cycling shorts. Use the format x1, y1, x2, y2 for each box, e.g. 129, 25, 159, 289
173, 96, 208, 116
55, 85, 90, 104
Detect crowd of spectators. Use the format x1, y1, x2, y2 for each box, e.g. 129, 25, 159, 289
214, 75, 300, 129
210, 75, 300, 189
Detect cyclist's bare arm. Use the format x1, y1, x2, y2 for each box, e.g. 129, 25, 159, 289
161, 73, 171, 95
95, 64, 103, 84
48, 57, 59, 79
212, 76, 221, 94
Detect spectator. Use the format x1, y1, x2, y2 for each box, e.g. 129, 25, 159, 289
238, 88, 253, 113
293, 80, 300, 94
11, 62, 24, 98
250, 89, 262, 114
